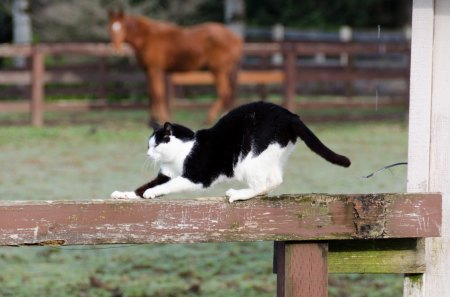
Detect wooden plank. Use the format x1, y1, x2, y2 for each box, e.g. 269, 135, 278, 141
0, 44, 32, 57
0, 67, 402, 86
0, 42, 409, 58
170, 70, 284, 85
238, 70, 284, 84
276, 242, 328, 297
244, 42, 282, 54
170, 71, 215, 85
296, 67, 408, 81
0, 193, 441, 246
27, 68, 404, 85
38, 43, 133, 56
293, 42, 410, 55
0, 70, 30, 85
328, 238, 424, 274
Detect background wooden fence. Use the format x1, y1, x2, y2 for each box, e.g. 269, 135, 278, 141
0, 41, 410, 126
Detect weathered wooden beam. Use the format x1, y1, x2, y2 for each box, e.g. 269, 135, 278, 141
0, 193, 440, 246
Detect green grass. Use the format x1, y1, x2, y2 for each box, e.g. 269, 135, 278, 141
0, 108, 408, 296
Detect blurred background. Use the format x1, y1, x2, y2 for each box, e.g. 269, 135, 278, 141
0, 1, 411, 296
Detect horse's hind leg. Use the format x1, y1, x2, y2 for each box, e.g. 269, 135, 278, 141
147, 68, 169, 124
208, 70, 232, 123
228, 63, 240, 109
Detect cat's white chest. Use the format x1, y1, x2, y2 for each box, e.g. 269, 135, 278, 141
160, 161, 183, 178
149, 136, 195, 178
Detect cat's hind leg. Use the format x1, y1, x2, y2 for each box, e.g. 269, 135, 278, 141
226, 170, 283, 203
227, 142, 293, 202
111, 191, 140, 199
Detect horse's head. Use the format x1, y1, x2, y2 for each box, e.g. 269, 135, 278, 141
108, 9, 126, 51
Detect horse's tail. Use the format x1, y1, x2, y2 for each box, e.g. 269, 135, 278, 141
291, 116, 351, 167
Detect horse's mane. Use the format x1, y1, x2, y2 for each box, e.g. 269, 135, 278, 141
126, 15, 179, 33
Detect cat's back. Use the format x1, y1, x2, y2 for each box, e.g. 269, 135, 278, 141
212, 101, 294, 129
207, 101, 298, 152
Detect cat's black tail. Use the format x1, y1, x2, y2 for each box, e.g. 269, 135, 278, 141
291, 117, 351, 167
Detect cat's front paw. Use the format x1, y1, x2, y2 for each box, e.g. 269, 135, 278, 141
111, 191, 140, 200
142, 189, 158, 199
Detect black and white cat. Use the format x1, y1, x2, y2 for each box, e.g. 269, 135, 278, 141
111, 101, 350, 202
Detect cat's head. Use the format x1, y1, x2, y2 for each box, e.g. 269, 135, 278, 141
147, 122, 195, 162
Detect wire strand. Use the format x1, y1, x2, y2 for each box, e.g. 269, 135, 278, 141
362, 162, 408, 179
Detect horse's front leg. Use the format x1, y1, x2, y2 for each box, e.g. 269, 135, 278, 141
208, 70, 233, 124
147, 68, 170, 124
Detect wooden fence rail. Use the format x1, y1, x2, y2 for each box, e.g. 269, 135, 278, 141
0, 193, 441, 297
0, 42, 410, 126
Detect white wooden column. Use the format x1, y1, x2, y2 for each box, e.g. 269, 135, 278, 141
406, 0, 450, 296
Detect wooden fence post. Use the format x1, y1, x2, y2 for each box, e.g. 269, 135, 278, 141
282, 43, 296, 111
31, 47, 44, 127
275, 241, 328, 297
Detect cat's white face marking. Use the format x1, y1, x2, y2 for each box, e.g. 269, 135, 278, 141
147, 135, 195, 178
147, 136, 159, 160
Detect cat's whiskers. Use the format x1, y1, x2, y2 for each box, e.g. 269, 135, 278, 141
139, 155, 154, 174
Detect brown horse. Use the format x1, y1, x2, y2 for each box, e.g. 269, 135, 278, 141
108, 10, 243, 124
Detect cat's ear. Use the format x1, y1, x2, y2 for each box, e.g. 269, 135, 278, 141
149, 121, 162, 131
163, 122, 173, 137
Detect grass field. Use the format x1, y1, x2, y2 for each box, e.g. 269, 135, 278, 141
0, 107, 408, 296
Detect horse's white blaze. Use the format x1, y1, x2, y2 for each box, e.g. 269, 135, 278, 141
112, 22, 122, 32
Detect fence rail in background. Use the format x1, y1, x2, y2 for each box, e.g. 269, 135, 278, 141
0, 42, 410, 126
0, 193, 441, 297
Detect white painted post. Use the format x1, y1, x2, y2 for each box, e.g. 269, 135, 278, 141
224, 0, 245, 37
339, 26, 352, 66
272, 24, 284, 65
405, 0, 450, 296
12, 0, 31, 68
